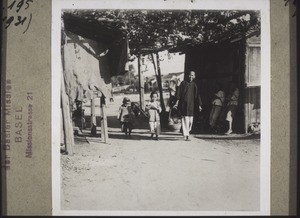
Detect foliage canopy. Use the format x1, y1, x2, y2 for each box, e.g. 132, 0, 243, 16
71, 9, 260, 55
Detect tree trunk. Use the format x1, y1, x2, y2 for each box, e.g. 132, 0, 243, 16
150, 53, 158, 77
155, 52, 166, 112
61, 72, 74, 155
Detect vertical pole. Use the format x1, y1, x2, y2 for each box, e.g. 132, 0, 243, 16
60, 107, 65, 145
61, 72, 74, 155
100, 96, 108, 143
243, 39, 249, 133
61, 33, 74, 155
80, 101, 84, 131
138, 54, 145, 110
155, 52, 166, 112
91, 98, 96, 124
103, 97, 109, 142
100, 97, 105, 142
91, 97, 96, 135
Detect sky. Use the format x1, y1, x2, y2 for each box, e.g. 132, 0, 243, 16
131, 51, 185, 77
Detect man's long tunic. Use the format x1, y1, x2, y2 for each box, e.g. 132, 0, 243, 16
176, 80, 202, 116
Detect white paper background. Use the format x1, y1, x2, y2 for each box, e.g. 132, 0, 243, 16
52, 0, 270, 215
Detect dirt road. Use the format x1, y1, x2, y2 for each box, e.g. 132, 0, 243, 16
61, 94, 260, 212
61, 134, 260, 211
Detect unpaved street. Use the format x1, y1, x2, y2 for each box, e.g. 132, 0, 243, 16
61, 94, 260, 211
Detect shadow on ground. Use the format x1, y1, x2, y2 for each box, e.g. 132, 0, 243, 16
107, 115, 149, 130
195, 134, 260, 140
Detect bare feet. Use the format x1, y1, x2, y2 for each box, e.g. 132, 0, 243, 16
225, 130, 233, 135
185, 136, 191, 141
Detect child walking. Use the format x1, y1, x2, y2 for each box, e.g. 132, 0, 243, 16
146, 91, 162, 140
117, 97, 134, 138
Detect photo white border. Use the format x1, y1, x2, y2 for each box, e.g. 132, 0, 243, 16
52, 0, 271, 215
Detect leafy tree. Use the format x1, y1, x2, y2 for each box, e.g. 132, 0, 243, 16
67, 8, 260, 112
70, 9, 260, 55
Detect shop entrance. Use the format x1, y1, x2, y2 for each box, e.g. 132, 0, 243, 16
184, 36, 261, 134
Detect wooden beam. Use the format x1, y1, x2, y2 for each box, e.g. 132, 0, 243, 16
90, 97, 97, 135
100, 96, 109, 143
155, 52, 166, 112
138, 54, 145, 110
61, 72, 74, 155
60, 107, 64, 145
80, 101, 84, 131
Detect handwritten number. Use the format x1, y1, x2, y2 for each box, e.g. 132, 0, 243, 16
6, 0, 32, 12
16, 0, 24, 13
6, 17, 15, 29
7, 0, 16, 10
2, 0, 33, 33
4, 16, 14, 29
25, 0, 33, 9
15, 16, 27, 26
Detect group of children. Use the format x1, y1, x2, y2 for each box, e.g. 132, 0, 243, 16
117, 91, 161, 140
209, 86, 239, 134
117, 86, 239, 139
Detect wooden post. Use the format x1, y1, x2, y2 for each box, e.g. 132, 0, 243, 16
243, 38, 249, 134
90, 97, 97, 135
61, 72, 74, 155
138, 54, 145, 110
80, 102, 84, 131
60, 107, 65, 145
155, 52, 166, 112
100, 96, 109, 143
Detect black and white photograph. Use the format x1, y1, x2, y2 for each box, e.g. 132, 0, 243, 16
52, 0, 271, 215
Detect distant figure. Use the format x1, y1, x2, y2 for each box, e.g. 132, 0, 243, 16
110, 89, 114, 102
225, 87, 239, 134
168, 80, 178, 109
131, 102, 140, 117
145, 91, 162, 140
174, 71, 202, 141
149, 82, 153, 92
117, 97, 135, 138
209, 83, 225, 133
176, 77, 182, 87
72, 100, 85, 132
144, 77, 150, 93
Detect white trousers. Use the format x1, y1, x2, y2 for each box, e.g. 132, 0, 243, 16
149, 121, 160, 135
181, 116, 193, 136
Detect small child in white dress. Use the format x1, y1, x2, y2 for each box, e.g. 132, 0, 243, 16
145, 91, 162, 140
